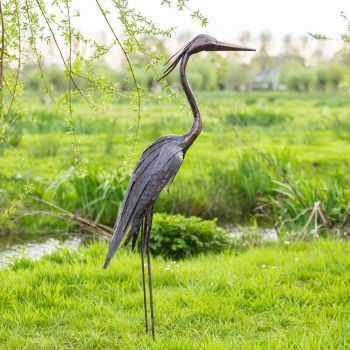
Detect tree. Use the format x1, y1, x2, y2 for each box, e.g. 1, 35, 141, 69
279, 61, 316, 92
314, 63, 349, 91
0, 0, 208, 223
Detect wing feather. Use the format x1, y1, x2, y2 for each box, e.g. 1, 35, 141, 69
103, 138, 184, 268
123, 150, 183, 245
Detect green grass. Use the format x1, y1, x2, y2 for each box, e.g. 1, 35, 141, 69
1, 239, 349, 349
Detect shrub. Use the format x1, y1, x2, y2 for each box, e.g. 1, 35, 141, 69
314, 63, 349, 91
279, 61, 316, 92
224, 62, 253, 91
150, 213, 230, 259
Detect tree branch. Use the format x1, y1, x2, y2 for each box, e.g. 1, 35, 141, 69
34, 0, 94, 107
95, 0, 142, 158
0, 0, 5, 112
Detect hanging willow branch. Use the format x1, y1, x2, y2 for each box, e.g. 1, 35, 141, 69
24, 0, 52, 101
65, 0, 82, 168
34, 0, 94, 108
95, 0, 142, 159
3, 0, 21, 124
0, 0, 5, 112
0, 0, 209, 227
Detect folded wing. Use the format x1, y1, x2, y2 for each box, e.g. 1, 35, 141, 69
103, 136, 184, 268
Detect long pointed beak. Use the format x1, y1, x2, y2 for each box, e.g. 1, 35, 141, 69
214, 41, 255, 52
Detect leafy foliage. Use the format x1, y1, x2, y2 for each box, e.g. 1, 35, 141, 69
150, 213, 230, 259
0, 0, 208, 220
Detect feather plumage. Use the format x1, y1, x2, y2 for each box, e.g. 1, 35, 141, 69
103, 136, 184, 268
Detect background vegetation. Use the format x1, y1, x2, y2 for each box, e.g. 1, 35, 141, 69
21, 39, 350, 94
0, 1, 349, 239
1, 91, 350, 238
0, 2, 350, 348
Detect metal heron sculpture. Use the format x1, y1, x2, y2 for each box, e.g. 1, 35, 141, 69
103, 34, 255, 337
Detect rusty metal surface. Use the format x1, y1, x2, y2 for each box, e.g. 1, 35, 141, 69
103, 35, 255, 337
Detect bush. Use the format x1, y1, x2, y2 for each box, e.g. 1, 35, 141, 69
279, 61, 316, 92
314, 63, 349, 91
150, 213, 230, 259
45, 65, 67, 92
280, 61, 349, 92
224, 62, 253, 91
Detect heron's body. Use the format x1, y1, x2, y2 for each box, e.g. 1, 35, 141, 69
103, 34, 255, 337
104, 134, 186, 264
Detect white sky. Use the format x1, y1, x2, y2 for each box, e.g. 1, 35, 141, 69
131, 0, 348, 40
77, 0, 348, 46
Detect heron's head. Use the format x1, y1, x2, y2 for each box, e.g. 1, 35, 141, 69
187, 34, 255, 54
158, 34, 255, 81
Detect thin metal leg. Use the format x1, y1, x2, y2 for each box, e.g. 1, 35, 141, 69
140, 221, 148, 334
146, 240, 155, 339
145, 205, 155, 339
137, 205, 155, 338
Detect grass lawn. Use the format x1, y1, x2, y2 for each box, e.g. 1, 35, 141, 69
1, 239, 349, 349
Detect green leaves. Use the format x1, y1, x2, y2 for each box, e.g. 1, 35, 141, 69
150, 213, 230, 259
160, 0, 208, 27
1, 0, 208, 164
0, 0, 210, 221
0, 182, 33, 224
307, 32, 331, 41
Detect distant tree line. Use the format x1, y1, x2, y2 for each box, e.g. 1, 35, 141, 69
279, 61, 348, 92
21, 33, 350, 94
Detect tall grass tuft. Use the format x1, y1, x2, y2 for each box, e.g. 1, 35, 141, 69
226, 107, 292, 127
42, 150, 350, 234
29, 139, 60, 158
48, 168, 130, 226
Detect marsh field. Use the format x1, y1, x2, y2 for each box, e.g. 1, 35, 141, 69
1, 91, 350, 349
1, 91, 350, 230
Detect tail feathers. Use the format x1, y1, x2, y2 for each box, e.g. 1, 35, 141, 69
103, 230, 125, 269
124, 224, 139, 247
103, 224, 140, 269
103, 249, 115, 269
131, 231, 139, 252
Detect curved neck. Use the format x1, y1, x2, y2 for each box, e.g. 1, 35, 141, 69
180, 53, 202, 149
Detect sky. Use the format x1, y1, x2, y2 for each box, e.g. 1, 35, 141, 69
77, 0, 348, 49
130, 0, 347, 40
